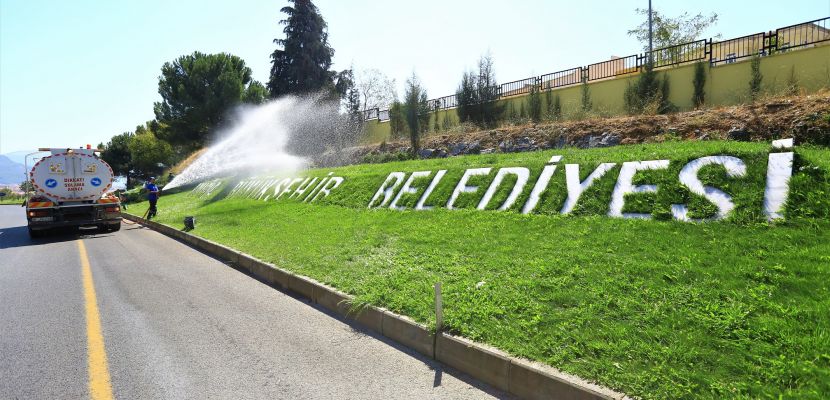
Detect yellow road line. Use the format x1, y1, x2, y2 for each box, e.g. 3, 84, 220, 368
78, 240, 115, 400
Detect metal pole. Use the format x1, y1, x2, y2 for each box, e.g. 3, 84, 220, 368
648, 0, 653, 65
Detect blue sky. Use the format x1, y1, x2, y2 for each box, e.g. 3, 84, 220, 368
1, 0, 828, 154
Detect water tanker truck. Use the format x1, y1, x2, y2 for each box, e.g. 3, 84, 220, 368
25, 146, 121, 238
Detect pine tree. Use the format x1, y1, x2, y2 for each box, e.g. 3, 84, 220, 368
403, 73, 429, 155
268, 0, 336, 98
455, 54, 503, 128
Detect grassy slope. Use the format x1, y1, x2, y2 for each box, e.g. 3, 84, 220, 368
130, 141, 830, 399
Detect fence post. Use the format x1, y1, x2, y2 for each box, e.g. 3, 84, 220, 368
707, 38, 713, 66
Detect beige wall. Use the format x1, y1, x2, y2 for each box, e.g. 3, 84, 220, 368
363, 44, 830, 144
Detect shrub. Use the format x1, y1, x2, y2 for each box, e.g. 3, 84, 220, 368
692, 61, 706, 108
624, 63, 676, 115
749, 54, 762, 101
580, 76, 592, 112
528, 81, 543, 122
786, 66, 799, 96
442, 113, 453, 131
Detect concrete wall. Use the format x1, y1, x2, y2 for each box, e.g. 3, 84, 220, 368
362, 45, 830, 144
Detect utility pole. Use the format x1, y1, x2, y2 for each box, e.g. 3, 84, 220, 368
648, 0, 653, 65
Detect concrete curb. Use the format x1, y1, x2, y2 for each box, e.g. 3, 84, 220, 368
121, 213, 628, 400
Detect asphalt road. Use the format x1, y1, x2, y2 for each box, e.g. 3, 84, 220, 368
0, 206, 508, 399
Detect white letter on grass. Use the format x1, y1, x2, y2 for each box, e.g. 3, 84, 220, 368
477, 167, 529, 211
290, 177, 317, 199
764, 152, 794, 220
368, 172, 405, 208
446, 168, 491, 210
608, 160, 670, 219
310, 177, 344, 202
389, 171, 433, 210
415, 170, 447, 210
671, 156, 746, 221
521, 165, 557, 214
277, 178, 305, 199
560, 163, 616, 215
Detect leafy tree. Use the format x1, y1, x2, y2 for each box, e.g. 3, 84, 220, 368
403, 73, 429, 155
692, 61, 706, 108
101, 131, 135, 185
128, 131, 173, 178
243, 81, 268, 105
455, 54, 503, 128
356, 69, 396, 114
628, 9, 719, 52
153, 51, 256, 149
268, 0, 339, 98
19, 180, 35, 193
749, 54, 763, 101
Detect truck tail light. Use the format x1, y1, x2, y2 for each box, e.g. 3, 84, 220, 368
28, 210, 49, 218
105, 206, 121, 213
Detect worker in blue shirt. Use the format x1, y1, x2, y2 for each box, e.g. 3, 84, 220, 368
145, 177, 160, 219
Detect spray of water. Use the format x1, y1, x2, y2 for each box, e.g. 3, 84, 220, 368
165, 95, 358, 190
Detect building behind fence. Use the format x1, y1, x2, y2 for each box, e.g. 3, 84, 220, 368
363, 16, 829, 122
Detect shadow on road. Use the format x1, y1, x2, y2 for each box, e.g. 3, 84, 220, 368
0, 225, 112, 250
223, 260, 514, 399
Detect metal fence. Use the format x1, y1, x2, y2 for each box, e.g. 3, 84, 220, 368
776, 17, 830, 52
498, 77, 538, 97
365, 16, 829, 121
710, 32, 766, 66
428, 94, 458, 111
587, 54, 638, 81
649, 39, 709, 68
540, 67, 582, 90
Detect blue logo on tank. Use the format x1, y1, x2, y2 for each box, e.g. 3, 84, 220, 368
90, 177, 102, 187
45, 179, 58, 188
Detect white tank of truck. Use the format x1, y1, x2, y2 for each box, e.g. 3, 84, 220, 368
30, 147, 115, 200
25, 146, 122, 238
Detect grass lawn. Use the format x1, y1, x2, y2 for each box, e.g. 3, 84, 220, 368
128, 141, 830, 399
0, 197, 25, 205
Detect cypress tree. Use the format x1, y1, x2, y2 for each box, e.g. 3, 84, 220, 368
268, 0, 336, 98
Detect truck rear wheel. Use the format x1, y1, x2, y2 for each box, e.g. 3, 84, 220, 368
108, 222, 121, 232
28, 226, 45, 239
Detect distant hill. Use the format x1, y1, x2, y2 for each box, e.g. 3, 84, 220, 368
3, 150, 36, 166
0, 155, 26, 184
